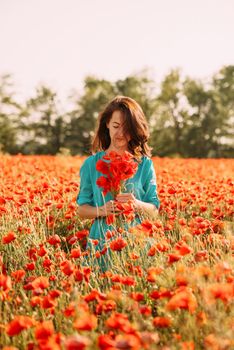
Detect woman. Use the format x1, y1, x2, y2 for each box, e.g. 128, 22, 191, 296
77, 96, 160, 271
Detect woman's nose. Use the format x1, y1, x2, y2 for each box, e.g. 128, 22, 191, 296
116, 128, 124, 137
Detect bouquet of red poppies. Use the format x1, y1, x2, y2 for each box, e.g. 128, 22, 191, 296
96, 151, 138, 224
96, 151, 138, 197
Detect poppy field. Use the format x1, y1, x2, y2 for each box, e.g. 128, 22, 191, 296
0, 154, 233, 350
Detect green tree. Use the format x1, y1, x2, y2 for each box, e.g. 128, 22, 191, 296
150, 66, 234, 158
20, 85, 65, 154
65, 77, 115, 155
0, 74, 21, 153
212, 65, 234, 157
183, 78, 217, 157
183, 66, 234, 157
114, 70, 157, 122
150, 69, 188, 157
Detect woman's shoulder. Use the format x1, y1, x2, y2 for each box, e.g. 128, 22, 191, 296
139, 155, 153, 167
81, 151, 105, 167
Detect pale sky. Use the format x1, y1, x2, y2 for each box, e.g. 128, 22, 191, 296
1, 0, 234, 103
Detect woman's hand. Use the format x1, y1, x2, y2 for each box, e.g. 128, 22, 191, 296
97, 200, 123, 217
115, 193, 140, 210
116, 193, 158, 216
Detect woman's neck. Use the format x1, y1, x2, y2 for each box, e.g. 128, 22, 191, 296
105, 146, 129, 155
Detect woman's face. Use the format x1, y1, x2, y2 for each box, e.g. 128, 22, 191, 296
106, 110, 131, 150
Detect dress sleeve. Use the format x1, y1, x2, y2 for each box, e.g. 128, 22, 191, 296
77, 157, 94, 206
142, 158, 160, 209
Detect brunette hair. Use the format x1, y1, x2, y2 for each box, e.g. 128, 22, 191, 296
92, 96, 152, 158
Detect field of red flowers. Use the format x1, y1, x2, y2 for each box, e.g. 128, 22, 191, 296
0, 155, 233, 350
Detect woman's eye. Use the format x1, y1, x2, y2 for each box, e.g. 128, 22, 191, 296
113, 126, 118, 129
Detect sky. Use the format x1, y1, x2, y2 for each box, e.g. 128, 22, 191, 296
1, 0, 234, 103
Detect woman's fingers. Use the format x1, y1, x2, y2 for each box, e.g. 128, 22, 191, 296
104, 198, 136, 215
107, 200, 122, 213
115, 198, 126, 203
116, 192, 134, 197
116, 193, 135, 202
116, 193, 132, 196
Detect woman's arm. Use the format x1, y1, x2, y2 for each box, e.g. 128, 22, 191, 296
135, 198, 158, 216
77, 200, 122, 220
115, 193, 158, 216
77, 204, 103, 219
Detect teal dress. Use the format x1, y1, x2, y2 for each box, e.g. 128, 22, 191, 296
77, 151, 160, 271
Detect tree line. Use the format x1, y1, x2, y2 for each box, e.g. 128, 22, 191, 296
0, 66, 233, 158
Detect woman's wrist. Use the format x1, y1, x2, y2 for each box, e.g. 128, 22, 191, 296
135, 199, 156, 215
135, 199, 142, 212
96, 205, 106, 218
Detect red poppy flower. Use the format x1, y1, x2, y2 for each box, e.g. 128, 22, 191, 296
0, 274, 12, 291
28, 247, 37, 260
129, 292, 144, 301
208, 283, 234, 303
121, 276, 136, 286
33, 206, 43, 212
106, 214, 115, 225
0, 206, 7, 213
11, 270, 25, 283
138, 220, 158, 235
109, 237, 127, 251
153, 316, 171, 328
30, 296, 42, 307
180, 341, 195, 350
41, 295, 57, 309
114, 334, 141, 350
106, 312, 135, 333
74, 313, 97, 331
25, 262, 36, 271
0, 196, 6, 204
147, 246, 157, 257
31, 276, 49, 290
37, 245, 47, 257
64, 334, 91, 350
139, 305, 152, 316
150, 289, 173, 300
98, 334, 115, 349
60, 260, 75, 276
6, 316, 34, 336
96, 300, 117, 315
175, 242, 193, 256
96, 176, 111, 196
194, 250, 209, 262
156, 240, 170, 252
47, 234, 61, 245
168, 253, 182, 264
35, 320, 54, 341
64, 302, 75, 317
178, 218, 187, 226
96, 159, 110, 175
75, 229, 89, 239
2, 231, 16, 244
166, 287, 197, 313
147, 267, 163, 282
49, 289, 61, 299
70, 248, 81, 259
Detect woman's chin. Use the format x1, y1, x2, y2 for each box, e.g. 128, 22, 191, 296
115, 143, 127, 149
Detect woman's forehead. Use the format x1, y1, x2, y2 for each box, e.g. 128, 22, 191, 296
110, 110, 125, 123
